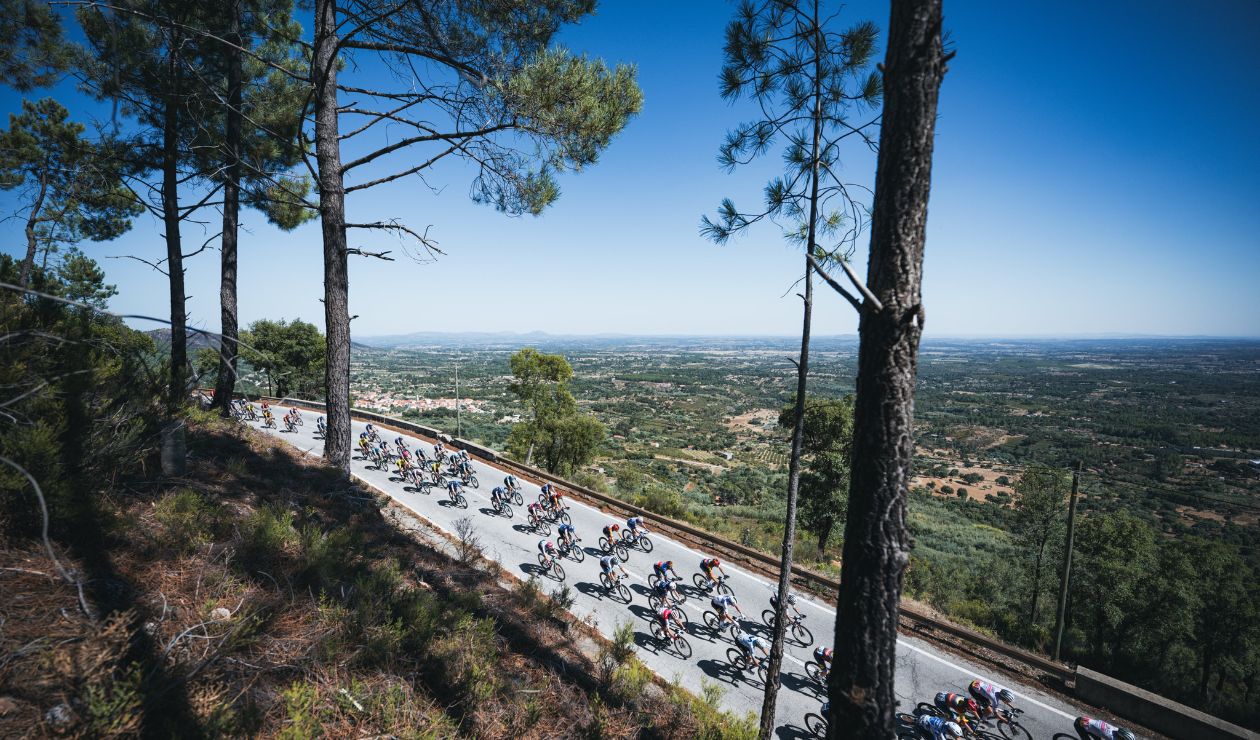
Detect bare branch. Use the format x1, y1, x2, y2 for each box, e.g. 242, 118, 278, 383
807, 252, 862, 312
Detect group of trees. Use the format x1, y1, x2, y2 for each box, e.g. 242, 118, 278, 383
195, 318, 325, 398
506, 348, 605, 477
4, 0, 641, 481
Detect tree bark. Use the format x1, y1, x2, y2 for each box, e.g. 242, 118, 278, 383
817, 516, 833, 556
828, 1, 945, 736
313, 0, 351, 476
161, 29, 188, 476
758, 3, 821, 734
19, 170, 48, 288
214, 0, 243, 416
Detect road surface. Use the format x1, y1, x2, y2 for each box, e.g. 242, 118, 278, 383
249, 406, 1088, 739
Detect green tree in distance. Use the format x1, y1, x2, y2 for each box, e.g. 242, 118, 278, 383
242, 319, 326, 398
779, 395, 854, 555
1011, 465, 1068, 641
508, 348, 576, 465
0, 98, 142, 288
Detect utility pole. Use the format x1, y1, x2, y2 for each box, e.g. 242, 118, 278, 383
1052, 460, 1082, 662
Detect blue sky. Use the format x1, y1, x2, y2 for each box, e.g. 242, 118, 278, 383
2, 1, 1258, 338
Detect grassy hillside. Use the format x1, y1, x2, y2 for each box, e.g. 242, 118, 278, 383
0, 412, 755, 738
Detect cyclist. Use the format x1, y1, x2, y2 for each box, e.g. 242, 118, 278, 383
540, 481, 555, 499
699, 557, 726, 591
711, 592, 743, 628
625, 515, 647, 540
398, 443, 413, 464
734, 630, 769, 668
364, 422, 376, 440
445, 478, 463, 503
556, 522, 578, 549
395, 455, 413, 476
490, 486, 509, 509
812, 646, 833, 678
658, 606, 684, 641
967, 679, 1015, 721
395, 436, 410, 454
527, 501, 547, 526
260, 400, 270, 413
914, 714, 963, 740
377, 439, 392, 461
432, 442, 446, 460
504, 474, 520, 492
653, 559, 680, 584
933, 692, 980, 726
546, 487, 565, 511
652, 578, 682, 607
316, 416, 326, 434
357, 432, 371, 452
769, 590, 804, 620
599, 554, 629, 583
602, 522, 622, 546
537, 539, 558, 568
1073, 717, 1137, 740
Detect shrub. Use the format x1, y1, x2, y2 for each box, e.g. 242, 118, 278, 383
940, 485, 954, 495
237, 504, 297, 571
633, 486, 686, 519
153, 488, 223, 553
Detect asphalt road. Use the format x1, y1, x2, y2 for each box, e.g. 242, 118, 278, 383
249, 407, 1088, 739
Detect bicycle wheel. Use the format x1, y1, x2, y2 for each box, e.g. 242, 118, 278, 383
692, 573, 709, 591
761, 609, 777, 628
997, 720, 1032, 740
805, 660, 824, 683
512, 490, 523, 506
538, 521, 551, 536
455, 493, 467, 509
917, 703, 944, 718
615, 582, 631, 603
716, 580, 734, 596
703, 611, 721, 632
599, 536, 612, 552
648, 574, 661, 588
639, 535, 654, 553
537, 553, 549, 569
648, 594, 663, 611
725, 647, 744, 669
569, 545, 585, 563
673, 635, 692, 658
792, 621, 814, 645
613, 543, 629, 561
805, 713, 827, 738
501, 503, 514, 518
755, 663, 767, 683
468, 475, 479, 489
650, 621, 665, 641
552, 562, 565, 580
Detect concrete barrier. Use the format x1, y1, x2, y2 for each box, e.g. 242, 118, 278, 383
1075, 667, 1259, 740
246, 394, 1259, 739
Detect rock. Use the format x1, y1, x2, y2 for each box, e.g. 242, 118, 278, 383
0, 696, 19, 716
210, 607, 232, 621
45, 703, 74, 730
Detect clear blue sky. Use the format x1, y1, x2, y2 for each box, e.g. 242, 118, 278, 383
2, 1, 1258, 338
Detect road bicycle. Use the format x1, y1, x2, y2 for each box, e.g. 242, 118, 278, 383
619, 529, 653, 553
648, 573, 682, 589
447, 489, 468, 509
726, 647, 767, 684
803, 711, 827, 738
703, 610, 741, 640
650, 620, 693, 658
599, 571, 632, 602
558, 538, 584, 562
490, 495, 513, 518
648, 588, 686, 612
597, 536, 629, 561
528, 509, 551, 535
804, 659, 829, 686
537, 553, 566, 581
692, 573, 733, 596
760, 609, 814, 645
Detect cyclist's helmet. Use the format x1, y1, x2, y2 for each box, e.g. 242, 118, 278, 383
664, 560, 673, 569
997, 689, 1014, 704
944, 722, 963, 739
711, 558, 720, 567
1113, 731, 1136, 740
965, 698, 979, 715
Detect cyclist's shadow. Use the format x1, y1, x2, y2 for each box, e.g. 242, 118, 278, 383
573, 581, 605, 600
774, 725, 813, 740
518, 562, 548, 578
695, 657, 740, 685
780, 669, 823, 698
627, 604, 656, 623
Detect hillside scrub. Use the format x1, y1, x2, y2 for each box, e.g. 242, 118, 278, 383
1, 411, 760, 737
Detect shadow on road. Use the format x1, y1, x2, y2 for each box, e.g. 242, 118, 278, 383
574, 581, 605, 600
696, 657, 739, 685
775, 723, 814, 739
781, 669, 823, 699
627, 604, 656, 623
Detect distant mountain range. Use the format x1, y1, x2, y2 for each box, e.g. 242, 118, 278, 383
355, 330, 864, 351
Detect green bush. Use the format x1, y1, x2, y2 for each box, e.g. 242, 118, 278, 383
153, 488, 223, 553
632, 486, 686, 519
237, 504, 297, 572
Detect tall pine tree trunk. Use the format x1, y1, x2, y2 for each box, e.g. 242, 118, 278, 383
160, 32, 188, 476
828, 0, 945, 736
214, 0, 243, 416
313, 0, 351, 476
758, 4, 822, 734
19, 173, 47, 288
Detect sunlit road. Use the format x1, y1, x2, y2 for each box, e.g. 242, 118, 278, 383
250, 406, 1088, 738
